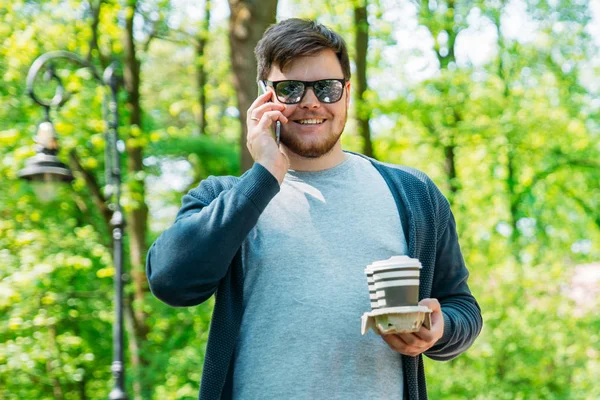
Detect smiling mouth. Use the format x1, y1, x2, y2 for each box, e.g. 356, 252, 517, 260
295, 118, 325, 125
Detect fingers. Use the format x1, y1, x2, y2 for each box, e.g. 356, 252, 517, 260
419, 298, 440, 312
249, 101, 285, 121
247, 110, 287, 147
248, 106, 287, 128
416, 297, 444, 332
246, 107, 288, 177
247, 91, 285, 122
395, 332, 428, 347
382, 333, 428, 357
381, 333, 405, 349
248, 90, 274, 112
412, 325, 437, 342
245, 90, 290, 183
414, 298, 444, 341
381, 298, 445, 357
256, 110, 288, 128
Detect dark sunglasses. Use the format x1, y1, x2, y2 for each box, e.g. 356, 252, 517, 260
261, 79, 346, 104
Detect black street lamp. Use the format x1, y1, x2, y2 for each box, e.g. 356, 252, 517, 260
18, 51, 128, 400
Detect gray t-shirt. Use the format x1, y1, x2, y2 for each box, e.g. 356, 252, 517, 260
233, 153, 408, 399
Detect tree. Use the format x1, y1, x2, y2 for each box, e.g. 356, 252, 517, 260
228, 0, 278, 172
416, 0, 465, 203
196, 0, 212, 136
354, 0, 374, 158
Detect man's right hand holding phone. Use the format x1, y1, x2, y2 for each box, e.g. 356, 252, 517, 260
247, 90, 289, 185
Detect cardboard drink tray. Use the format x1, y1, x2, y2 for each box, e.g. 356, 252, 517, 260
361, 305, 432, 335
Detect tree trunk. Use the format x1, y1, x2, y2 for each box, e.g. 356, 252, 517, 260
419, 0, 460, 204
125, 295, 143, 400
439, 0, 459, 203
437, 0, 457, 70
443, 142, 458, 201
354, 2, 373, 158
507, 145, 521, 262
122, 0, 150, 398
493, 12, 522, 262
196, 0, 211, 135
47, 324, 65, 400
228, 0, 278, 172
79, 374, 88, 400
86, 0, 108, 67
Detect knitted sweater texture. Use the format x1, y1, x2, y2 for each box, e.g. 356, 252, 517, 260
146, 154, 483, 399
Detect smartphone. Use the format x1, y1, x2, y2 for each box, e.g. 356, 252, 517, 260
258, 80, 281, 147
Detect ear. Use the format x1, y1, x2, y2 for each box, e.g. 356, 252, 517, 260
345, 80, 351, 107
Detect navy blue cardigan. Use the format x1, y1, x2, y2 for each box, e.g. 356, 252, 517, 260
146, 155, 483, 399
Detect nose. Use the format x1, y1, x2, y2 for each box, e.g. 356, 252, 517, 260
299, 87, 320, 109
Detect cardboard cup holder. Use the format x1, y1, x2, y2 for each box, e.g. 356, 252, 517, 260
361, 256, 432, 336
361, 306, 432, 336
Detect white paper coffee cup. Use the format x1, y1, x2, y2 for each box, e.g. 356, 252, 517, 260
365, 256, 421, 309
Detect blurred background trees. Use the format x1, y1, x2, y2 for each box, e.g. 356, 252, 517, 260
1, 0, 599, 398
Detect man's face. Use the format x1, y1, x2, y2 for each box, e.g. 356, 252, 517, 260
267, 49, 351, 159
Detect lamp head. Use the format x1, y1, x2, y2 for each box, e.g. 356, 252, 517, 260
18, 120, 74, 202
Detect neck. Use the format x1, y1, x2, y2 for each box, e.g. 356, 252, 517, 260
284, 142, 346, 172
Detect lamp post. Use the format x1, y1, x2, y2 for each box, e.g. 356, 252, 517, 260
18, 51, 128, 400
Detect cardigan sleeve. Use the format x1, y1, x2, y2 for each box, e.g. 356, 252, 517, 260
146, 163, 280, 307
424, 183, 483, 361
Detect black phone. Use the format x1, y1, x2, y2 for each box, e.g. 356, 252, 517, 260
258, 80, 281, 147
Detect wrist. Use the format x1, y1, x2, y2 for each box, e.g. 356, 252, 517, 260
258, 159, 287, 185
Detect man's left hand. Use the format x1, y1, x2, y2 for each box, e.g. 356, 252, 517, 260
381, 298, 444, 357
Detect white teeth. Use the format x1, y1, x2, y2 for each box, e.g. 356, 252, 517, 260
298, 119, 324, 125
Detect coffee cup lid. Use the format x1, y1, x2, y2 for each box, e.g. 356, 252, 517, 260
365, 256, 421, 273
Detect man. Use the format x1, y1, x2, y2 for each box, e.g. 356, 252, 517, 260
147, 18, 482, 400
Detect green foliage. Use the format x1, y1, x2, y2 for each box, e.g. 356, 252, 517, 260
1, 0, 599, 399
0, 192, 115, 398
425, 261, 600, 399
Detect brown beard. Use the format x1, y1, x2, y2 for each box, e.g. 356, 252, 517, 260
280, 107, 348, 158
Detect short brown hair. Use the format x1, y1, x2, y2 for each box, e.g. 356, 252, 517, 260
255, 18, 351, 81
